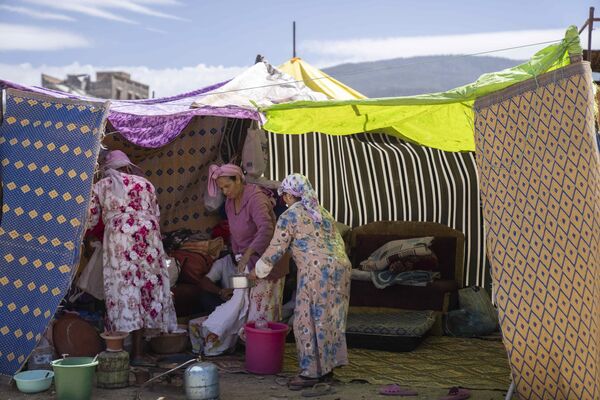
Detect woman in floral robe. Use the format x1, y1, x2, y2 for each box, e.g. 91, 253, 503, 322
87, 150, 177, 363
250, 173, 351, 390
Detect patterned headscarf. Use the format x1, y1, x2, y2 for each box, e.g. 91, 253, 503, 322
207, 163, 245, 197
278, 173, 322, 223
101, 150, 140, 198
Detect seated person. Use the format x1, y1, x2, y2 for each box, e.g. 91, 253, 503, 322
196, 255, 237, 315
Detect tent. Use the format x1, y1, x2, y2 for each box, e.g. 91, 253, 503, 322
277, 57, 366, 100
263, 26, 600, 400
0, 61, 326, 377
269, 58, 486, 288
2, 27, 597, 398
264, 27, 582, 152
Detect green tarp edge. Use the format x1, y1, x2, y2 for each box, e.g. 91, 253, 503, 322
263, 26, 582, 152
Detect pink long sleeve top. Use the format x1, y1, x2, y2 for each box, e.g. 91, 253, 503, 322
225, 183, 275, 270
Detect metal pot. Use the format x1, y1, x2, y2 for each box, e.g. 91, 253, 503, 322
230, 273, 249, 289
184, 361, 219, 400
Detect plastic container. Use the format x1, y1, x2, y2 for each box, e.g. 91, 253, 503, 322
28, 338, 54, 370
13, 370, 54, 393
51, 357, 98, 400
244, 321, 288, 374
96, 350, 129, 389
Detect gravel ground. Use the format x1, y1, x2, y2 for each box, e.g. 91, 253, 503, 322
3, 370, 512, 400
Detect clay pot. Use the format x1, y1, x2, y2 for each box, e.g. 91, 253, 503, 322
52, 313, 103, 357
99, 331, 129, 352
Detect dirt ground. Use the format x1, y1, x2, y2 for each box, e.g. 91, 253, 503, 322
3, 371, 511, 400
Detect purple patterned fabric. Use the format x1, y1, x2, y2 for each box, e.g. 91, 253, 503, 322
0, 79, 261, 149
279, 173, 323, 223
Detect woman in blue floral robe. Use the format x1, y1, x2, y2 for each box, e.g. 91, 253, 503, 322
251, 173, 351, 389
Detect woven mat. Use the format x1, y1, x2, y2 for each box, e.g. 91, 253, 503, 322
212, 336, 511, 390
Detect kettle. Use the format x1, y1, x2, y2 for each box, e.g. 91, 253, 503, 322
184, 360, 219, 400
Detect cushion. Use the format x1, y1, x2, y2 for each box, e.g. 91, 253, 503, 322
349, 279, 459, 311
346, 308, 436, 337
171, 250, 213, 285
178, 237, 225, 259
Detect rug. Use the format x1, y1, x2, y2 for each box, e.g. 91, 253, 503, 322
474, 62, 600, 399
284, 336, 510, 389
0, 89, 108, 376
211, 336, 511, 390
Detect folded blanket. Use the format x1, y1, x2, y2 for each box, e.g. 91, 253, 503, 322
360, 237, 434, 271
371, 269, 440, 289
351, 269, 372, 281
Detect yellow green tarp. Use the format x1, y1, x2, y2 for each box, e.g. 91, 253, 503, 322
264, 26, 582, 152
278, 57, 366, 100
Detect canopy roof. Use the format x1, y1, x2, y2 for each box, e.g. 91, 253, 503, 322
191, 61, 327, 109
278, 57, 366, 100
264, 26, 583, 152
0, 62, 324, 148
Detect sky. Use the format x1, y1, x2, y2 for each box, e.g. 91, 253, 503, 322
0, 0, 598, 97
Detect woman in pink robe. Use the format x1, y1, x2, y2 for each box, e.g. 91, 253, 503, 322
208, 164, 284, 322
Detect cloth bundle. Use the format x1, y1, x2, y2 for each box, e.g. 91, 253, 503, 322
359, 237, 435, 271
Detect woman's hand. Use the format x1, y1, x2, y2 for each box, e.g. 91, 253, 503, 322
218, 288, 234, 301
237, 254, 250, 273
247, 270, 258, 281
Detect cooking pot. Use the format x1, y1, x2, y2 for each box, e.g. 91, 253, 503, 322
230, 273, 252, 289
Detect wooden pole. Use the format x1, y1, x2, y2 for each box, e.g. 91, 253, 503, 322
293, 21, 296, 58
588, 7, 594, 62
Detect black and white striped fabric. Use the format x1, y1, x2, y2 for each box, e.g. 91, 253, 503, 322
265, 131, 490, 289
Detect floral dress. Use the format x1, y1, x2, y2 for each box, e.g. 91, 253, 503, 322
87, 172, 177, 333
256, 202, 351, 378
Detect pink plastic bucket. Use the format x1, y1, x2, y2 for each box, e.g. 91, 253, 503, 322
244, 321, 289, 374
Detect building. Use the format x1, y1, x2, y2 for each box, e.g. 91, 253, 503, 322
41, 71, 149, 100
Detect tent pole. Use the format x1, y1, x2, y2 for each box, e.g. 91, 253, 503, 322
587, 7, 594, 62
293, 21, 296, 58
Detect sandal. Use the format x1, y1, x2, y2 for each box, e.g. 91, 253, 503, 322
288, 375, 320, 391
439, 387, 471, 400
301, 383, 336, 397
379, 384, 418, 396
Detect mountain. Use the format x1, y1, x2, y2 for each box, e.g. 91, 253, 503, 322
322, 55, 523, 98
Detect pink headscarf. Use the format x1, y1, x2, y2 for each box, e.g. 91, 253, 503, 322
207, 163, 245, 197
101, 150, 142, 197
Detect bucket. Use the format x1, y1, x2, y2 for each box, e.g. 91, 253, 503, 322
51, 357, 98, 400
244, 321, 289, 374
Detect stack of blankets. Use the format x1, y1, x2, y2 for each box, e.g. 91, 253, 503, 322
352, 237, 440, 289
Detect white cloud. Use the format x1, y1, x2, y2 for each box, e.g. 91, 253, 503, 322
145, 27, 168, 34
302, 29, 574, 66
0, 5, 75, 21
22, 0, 136, 24
22, 0, 187, 24
0, 62, 249, 97
0, 23, 90, 51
